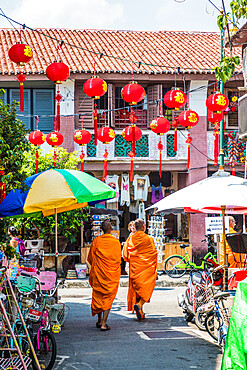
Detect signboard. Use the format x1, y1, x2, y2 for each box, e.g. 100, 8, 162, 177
205, 217, 229, 235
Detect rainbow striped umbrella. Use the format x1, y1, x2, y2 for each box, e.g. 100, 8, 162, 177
0, 169, 115, 267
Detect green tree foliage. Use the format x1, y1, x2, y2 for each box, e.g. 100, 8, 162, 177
21, 146, 80, 177
215, 0, 246, 82
0, 89, 31, 193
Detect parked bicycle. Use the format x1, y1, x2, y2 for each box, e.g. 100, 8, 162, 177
164, 243, 218, 278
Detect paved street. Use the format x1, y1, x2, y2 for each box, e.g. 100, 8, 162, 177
52, 285, 222, 370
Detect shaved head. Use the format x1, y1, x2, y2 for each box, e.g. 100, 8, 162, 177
101, 220, 112, 234
135, 218, 145, 231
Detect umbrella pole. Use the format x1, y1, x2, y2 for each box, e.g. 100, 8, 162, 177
221, 205, 228, 291
55, 208, 58, 276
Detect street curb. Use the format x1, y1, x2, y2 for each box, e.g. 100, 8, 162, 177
62, 277, 188, 289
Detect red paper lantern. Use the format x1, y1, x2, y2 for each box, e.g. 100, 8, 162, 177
150, 117, 170, 135
122, 126, 142, 142
46, 132, 64, 147
29, 131, 46, 146
178, 110, 199, 129
46, 61, 70, 84
83, 77, 108, 99
8, 43, 33, 65
163, 89, 187, 110
73, 130, 92, 146
97, 127, 115, 144
207, 109, 223, 123
121, 82, 145, 105
206, 93, 229, 113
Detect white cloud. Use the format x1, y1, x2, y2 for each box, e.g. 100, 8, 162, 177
10, 0, 124, 29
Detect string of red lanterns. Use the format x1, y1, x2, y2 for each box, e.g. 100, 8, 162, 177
97, 127, 115, 181
150, 116, 170, 177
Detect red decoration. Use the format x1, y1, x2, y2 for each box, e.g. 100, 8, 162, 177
185, 133, 193, 169
29, 131, 46, 146
83, 77, 107, 99
46, 132, 64, 147
163, 89, 187, 110
46, 61, 70, 84
8, 43, 33, 65
178, 110, 199, 129
97, 127, 115, 144
94, 104, 98, 145
73, 129, 91, 146
207, 109, 223, 123
121, 82, 145, 105
80, 151, 85, 172
206, 93, 229, 113
128, 151, 135, 182
213, 123, 220, 166
122, 126, 142, 142
172, 117, 179, 152
54, 92, 63, 131
29, 130, 46, 174
102, 149, 109, 182
8, 43, 33, 112
157, 140, 164, 177
150, 116, 170, 135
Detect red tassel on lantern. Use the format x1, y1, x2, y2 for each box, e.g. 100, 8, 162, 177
102, 149, 109, 182
185, 133, 193, 170
232, 166, 235, 176
94, 103, 98, 146
157, 140, 164, 178
128, 151, 135, 182
80, 150, 85, 172
54, 92, 63, 131
16, 72, 26, 112
35, 150, 39, 174
213, 123, 220, 166
172, 117, 179, 152
53, 149, 57, 168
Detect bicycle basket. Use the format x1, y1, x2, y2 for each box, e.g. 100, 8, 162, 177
16, 276, 36, 293
193, 286, 214, 312
49, 303, 70, 327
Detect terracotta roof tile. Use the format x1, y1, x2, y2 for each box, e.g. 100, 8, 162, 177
0, 29, 242, 76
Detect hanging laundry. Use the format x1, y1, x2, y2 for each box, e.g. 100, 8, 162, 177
120, 173, 130, 206
133, 175, 150, 201
151, 184, 163, 204
105, 175, 119, 203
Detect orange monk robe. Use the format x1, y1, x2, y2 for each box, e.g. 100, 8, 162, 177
219, 227, 244, 268
87, 234, 121, 316
123, 231, 157, 312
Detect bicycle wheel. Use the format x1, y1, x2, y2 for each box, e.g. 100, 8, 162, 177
195, 311, 207, 331
32, 330, 56, 370
164, 255, 187, 278
205, 311, 219, 341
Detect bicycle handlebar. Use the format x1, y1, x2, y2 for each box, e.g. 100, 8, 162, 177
0, 266, 7, 273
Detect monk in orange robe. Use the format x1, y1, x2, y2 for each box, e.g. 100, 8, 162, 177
87, 220, 121, 331
123, 218, 157, 320
219, 216, 244, 268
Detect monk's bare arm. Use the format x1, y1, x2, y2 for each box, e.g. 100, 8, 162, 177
122, 236, 130, 262
87, 239, 96, 266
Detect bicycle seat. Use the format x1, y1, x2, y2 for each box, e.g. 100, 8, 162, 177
180, 244, 189, 249
214, 291, 230, 300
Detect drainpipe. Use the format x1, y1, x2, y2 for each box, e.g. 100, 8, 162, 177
219, 29, 225, 169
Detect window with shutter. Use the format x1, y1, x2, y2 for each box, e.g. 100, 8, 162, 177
147, 85, 162, 127
76, 83, 93, 129
9, 89, 31, 130
33, 89, 54, 133
225, 90, 239, 129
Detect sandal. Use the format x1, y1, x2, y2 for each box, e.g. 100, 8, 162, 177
101, 324, 111, 331
96, 322, 102, 328
134, 304, 144, 321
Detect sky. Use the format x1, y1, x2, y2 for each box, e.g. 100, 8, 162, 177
0, 0, 234, 32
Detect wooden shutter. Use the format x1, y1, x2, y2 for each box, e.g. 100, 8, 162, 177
9, 89, 31, 130
33, 89, 54, 133
147, 84, 162, 126
108, 84, 115, 127
76, 83, 93, 129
